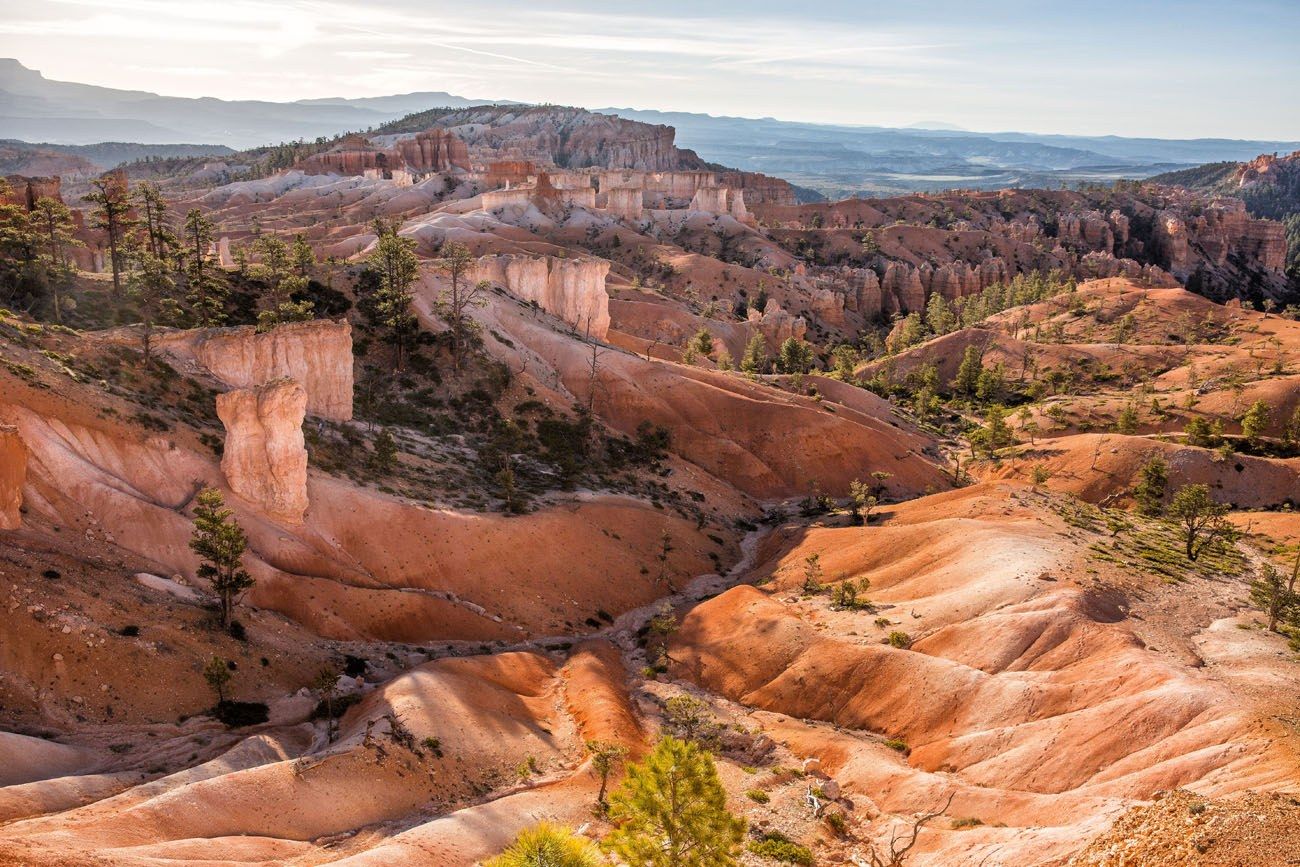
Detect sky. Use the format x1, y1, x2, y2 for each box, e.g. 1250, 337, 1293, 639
2, 0, 1298, 140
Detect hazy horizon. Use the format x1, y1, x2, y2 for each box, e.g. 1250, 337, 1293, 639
3, 0, 1298, 141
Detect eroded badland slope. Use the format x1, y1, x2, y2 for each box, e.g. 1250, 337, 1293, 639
2, 112, 1299, 865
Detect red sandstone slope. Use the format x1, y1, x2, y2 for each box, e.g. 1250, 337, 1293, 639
668, 483, 1300, 864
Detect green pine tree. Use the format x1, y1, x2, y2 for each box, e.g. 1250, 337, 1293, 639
126, 251, 180, 361
486, 823, 603, 867
1250, 564, 1296, 632
367, 230, 421, 370
606, 736, 746, 867
183, 209, 227, 326
84, 172, 135, 295
1240, 400, 1272, 445
740, 333, 769, 375
954, 344, 982, 397
1132, 455, 1168, 516
189, 488, 254, 630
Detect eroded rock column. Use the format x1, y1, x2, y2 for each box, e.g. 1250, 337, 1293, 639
216, 379, 308, 524
0, 425, 25, 530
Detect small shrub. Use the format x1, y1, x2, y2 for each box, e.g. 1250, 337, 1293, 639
746, 788, 770, 803
952, 816, 984, 829
824, 810, 848, 835
887, 631, 912, 649
884, 738, 910, 754
748, 831, 814, 865
215, 700, 269, 727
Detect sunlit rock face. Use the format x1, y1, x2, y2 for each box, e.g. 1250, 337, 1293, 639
216, 378, 308, 524
158, 320, 354, 422
0, 424, 24, 530
473, 254, 611, 338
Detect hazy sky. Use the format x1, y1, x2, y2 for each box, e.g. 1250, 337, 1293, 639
3, 0, 1298, 139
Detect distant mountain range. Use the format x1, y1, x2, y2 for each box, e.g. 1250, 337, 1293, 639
0, 59, 515, 149
599, 107, 1300, 197
4, 58, 1299, 197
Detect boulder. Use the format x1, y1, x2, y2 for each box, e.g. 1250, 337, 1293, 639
216, 379, 309, 524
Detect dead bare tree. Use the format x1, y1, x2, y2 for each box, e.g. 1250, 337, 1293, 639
586, 339, 607, 414
1090, 435, 1108, 471
854, 793, 955, 867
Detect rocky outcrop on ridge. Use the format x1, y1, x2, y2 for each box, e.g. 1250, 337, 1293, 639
155, 320, 353, 421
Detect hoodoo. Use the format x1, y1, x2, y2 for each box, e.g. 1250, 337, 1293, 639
216, 379, 309, 523
0, 425, 24, 530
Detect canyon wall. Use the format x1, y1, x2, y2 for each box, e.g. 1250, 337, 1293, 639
156, 320, 353, 421
756, 185, 1289, 310
480, 172, 597, 212
429, 106, 706, 172
391, 129, 471, 173
298, 130, 469, 177
603, 187, 644, 220
473, 255, 611, 338
0, 424, 24, 530
216, 379, 309, 524
1, 175, 62, 208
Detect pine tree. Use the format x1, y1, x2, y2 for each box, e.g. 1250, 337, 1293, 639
848, 478, 876, 526
1286, 405, 1300, 448
253, 235, 313, 329
1168, 484, 1231, 561
183, 209, 227, 326
189, 488, 254, 630
683, 327, 714, 364
85, 173, 134, 295
1132, 455, 1168, 516
126, 252, 179, 361
203, 655, 232, 703
1240, 400, 1272, 445
983, 405, 1015, 453
1184, 415, 1216, 447
586, 739, 629, 810
309, 667, 341, 742
486, 823, 603, 867
954, 344, 982, 397
370, 428, 398, 473
832, 344, 858, 380
437, 240, 486, 368
1250, 564, 1295, 632
606, 737, 746, 867
777, 337, 813, 374
1115, 402, 1140, 435
976, 362, 1007, 403
291, 233, 316, 278
740, 333, 768, 375
30, 197, 81, 323
367, 231, 421, 370
924, 293, 956, 335
134, 182, 174, 261
802, 553, 823, 593
0, 178, 39, 295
